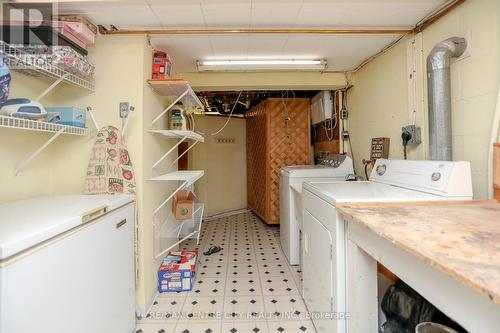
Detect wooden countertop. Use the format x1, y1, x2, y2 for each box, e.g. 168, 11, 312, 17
337, 201, 500, 305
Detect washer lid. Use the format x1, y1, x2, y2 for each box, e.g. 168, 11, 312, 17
302, 181, 471, 206
281, 159, 353, 178
0, 194, 134, 260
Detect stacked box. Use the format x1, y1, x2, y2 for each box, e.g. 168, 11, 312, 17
158, 250, 198, 292
152, 50, 172, 80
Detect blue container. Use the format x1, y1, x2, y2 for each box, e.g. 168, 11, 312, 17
45, 106, 86, 128
0, 55, 11, 105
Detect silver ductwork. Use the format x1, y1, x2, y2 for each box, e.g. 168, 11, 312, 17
427, 37, 467, 161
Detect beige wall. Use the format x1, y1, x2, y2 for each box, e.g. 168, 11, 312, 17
348, 0, 500, 198
0, 35, 176, 314
190, 115, 247, 216
0, 72, 56, 201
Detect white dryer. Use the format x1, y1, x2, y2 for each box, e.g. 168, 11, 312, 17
301, 159, 473, 333
280, 156, 353, 266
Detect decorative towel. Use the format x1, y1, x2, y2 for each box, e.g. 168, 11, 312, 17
84, 126, 136, 195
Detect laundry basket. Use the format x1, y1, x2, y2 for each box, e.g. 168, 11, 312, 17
416, 322, 459, 333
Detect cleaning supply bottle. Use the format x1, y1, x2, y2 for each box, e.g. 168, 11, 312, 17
0, 55, 11, 105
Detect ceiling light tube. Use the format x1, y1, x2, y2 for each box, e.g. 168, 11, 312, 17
197, 59, 327, 72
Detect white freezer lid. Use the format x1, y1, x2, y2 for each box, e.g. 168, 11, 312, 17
303, 181, 471, 206
0, 194, 134, 260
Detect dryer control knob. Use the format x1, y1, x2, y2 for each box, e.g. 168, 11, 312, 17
431, 172, 442, 181
376, 164, 387, 176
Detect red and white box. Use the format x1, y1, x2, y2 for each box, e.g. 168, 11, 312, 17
152, 50, 172, 80
158, 250, 198, 292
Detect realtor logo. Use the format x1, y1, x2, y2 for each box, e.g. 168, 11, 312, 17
0, 2, 60, 46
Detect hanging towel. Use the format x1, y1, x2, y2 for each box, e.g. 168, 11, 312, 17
84, 126, 136, 195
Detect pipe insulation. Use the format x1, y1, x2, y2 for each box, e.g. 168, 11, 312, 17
427, 37, 467, 161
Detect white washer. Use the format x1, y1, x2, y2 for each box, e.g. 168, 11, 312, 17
280, 156, 353, 266
301, 159, 473, 333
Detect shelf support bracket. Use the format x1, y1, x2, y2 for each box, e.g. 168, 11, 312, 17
122, 105, 135, 137
36, 73, 69, 101
153, 180, 188, 215
151, 88, 189, 128
152, 136, 187, 168
170, 140, 199, 167
13, 127, 66, 176
86, 107, 100, 132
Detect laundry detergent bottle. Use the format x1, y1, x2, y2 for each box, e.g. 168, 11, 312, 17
0, 55, 11, 105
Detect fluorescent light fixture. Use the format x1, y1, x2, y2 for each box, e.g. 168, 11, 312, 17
197, 59, 327, 72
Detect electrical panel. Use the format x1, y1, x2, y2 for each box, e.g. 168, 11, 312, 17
311, 90, 334, 125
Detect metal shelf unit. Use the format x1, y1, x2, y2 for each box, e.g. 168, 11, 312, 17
148, 79, 205, 260
149, 129, 204, 142
0, 41, 94, 91
148, 170, 204, 215
0, 115, 91, 136
0, 115, 93, 176
149, 130, 204, 169
155, 203, 204, 260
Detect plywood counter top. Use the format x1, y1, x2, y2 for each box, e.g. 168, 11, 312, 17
337, 201, 500, 305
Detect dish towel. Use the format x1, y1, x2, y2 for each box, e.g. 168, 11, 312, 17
84, 126, 136, 195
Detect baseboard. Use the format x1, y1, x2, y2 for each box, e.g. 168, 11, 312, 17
203, 207, 250, 221
136, 289, 159, 319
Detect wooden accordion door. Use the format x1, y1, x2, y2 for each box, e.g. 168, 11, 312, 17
247, 98, 311, 224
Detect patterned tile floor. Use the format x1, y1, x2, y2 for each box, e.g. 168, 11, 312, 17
135, 211, 314, 333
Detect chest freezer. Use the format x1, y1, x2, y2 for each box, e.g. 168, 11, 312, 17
0, 194, 136, 333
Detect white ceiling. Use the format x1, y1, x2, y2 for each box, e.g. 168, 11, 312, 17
56, 0, 448, 72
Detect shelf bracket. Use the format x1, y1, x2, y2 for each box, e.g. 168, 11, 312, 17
151, 88, 189, 128
13, 127, 65, 176
170, 140, 199, 167
153, 179, 188, 215
36, 73, 70, 101
152, 136, 187, 168
122, 105, 135, 137
86, 107, 100, 132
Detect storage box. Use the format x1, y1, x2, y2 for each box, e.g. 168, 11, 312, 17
152, 50, 172, 80
158, 250, 198, 292
45, 106, 86, 128
173, 190, 196, 220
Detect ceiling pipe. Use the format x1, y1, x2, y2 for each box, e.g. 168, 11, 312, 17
427, 37, 467, 161
97, 26, 411, 36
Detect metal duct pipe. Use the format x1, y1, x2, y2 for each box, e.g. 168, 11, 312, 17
427, 37, 467, 160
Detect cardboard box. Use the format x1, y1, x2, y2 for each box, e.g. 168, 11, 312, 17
152, 50, 172, 80
158, 250, 198, 292
173, 190, 196, 220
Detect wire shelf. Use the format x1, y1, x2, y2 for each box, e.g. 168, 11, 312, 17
0, 41, 94, 91
0, 115, 91, 136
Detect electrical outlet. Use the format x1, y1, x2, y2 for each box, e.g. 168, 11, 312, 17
340, 108, 348, 120
120, 102, 130, 118
402, 125, 421, 145
342, 130, 350, 141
